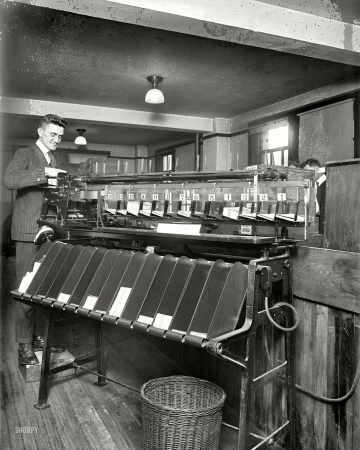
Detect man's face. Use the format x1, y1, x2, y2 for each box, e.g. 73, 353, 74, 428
38, 123, 64, 151
304, 164, 322, 181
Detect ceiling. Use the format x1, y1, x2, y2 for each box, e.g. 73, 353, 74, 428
0, 114, 195, 147
1, 1, 360, 147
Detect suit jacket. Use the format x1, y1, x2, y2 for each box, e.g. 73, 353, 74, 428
316, 178, 326, 234
4, 144, 57, 242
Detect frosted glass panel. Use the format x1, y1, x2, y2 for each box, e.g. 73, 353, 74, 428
298, 99, 354, 165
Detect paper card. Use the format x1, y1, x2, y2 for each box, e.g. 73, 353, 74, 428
34, 259, 44, 270
140, 210, 152, 216
18, 273, 33, 293
177, 210, 192, 218
127, 201, 140, 216
47, 178, 58, 187
223, 206, 239, 220
171, 329, 186, 335
17, 260, 43, 293
83, 295, 98, 310
152, 210, 164, 217
137, 315, 154, 325
153, 313, 173, 330
57, 293, 71, 304
276, 214, 304, 222
108, 287, 132, 317
190, 331, 208, 339
157, 223, 202, 235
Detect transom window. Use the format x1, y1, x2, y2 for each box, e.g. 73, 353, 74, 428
249, 119, 289, 166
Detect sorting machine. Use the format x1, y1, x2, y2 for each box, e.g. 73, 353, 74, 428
37, 164, 315, 257
11, 165, 316, 450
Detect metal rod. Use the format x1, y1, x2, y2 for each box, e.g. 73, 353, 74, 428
79, 169, 285, 184
250, 421, 289, 450
73, 364, 140, 393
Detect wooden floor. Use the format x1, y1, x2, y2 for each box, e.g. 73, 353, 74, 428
0, 255, 240, 450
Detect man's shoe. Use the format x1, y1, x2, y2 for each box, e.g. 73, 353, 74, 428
18, 343, 39, 365
33, 336, 65, 353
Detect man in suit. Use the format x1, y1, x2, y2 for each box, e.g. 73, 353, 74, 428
300, 158, 326, 234
4, 114, 68, 365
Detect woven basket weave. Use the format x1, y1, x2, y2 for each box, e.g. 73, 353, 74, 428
141, 376, 226, 450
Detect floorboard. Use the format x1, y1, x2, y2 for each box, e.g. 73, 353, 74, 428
1, 254, 242, 450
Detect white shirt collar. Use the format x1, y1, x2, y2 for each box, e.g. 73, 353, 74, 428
317, 174, 326, 186
36, 139, 50, 161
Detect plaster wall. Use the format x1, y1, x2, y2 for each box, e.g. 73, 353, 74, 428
230, 133, 249, 170
203, 136, 231, 171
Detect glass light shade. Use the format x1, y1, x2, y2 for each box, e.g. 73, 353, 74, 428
145, 88, 164, 104
75, 135, 87, 145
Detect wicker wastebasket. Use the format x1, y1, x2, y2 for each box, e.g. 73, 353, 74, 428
141, 375, 226, 450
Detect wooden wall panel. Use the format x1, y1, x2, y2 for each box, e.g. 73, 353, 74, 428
354, 315, 360, 446
291, 246, 360, 314
325, 160, 360, 253
293, 298, 359, 450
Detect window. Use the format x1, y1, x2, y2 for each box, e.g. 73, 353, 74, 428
249, 119, 289, 166
155, 149, 175, 172
162, 154, 173, 171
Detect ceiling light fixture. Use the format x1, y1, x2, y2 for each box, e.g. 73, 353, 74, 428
145, 75, 164, 104
75, 129, 87, 145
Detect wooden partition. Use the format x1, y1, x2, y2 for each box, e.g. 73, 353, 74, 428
291, 245, 360, 450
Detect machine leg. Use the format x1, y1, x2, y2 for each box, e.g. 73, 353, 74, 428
286, 259, 297, 450
34, 309, 53, 410
93, 321, 107, 387
238, 370, 250, 450
286, 316, 297, 450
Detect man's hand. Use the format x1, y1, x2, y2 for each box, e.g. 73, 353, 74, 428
45, 167, 67, 177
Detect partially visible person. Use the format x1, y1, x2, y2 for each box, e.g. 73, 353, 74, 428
287, 157, 301, 168
299, 158, 326, 233
4, 113, 67, 365
299, 158, 321, 170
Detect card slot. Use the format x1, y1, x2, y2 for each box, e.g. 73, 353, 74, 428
80, 249, 121, 309
94, 250, 135, 313
36, 244, 74, 297
55, 246, 97, 304
137, 254, 177, 323
153, 256, 195, 330
120, 253, 162, 322
208, 262, 248, 338
69, 247, 108, 307
46, 245, 85, 300
188, 259, 232, 337
170, 258, 212, 335
106, 253, 149, 316
23, 242, 65, 295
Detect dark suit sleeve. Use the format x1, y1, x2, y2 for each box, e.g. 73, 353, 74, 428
4, 148, 48, 190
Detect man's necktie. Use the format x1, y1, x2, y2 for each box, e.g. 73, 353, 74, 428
48, 151, 56, 167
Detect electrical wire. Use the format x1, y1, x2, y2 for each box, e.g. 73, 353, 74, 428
263, 297, 360, 404
264, 296, 299, 332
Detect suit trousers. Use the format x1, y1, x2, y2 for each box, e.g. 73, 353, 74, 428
15, 241, 46, 343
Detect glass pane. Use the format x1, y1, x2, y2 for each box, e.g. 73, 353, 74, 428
163, 155, 167, 171
272, 150, 283, 166
268, 125, 288, 149
284, 149, 288, 166
168, 154, 172, 171
259, 133, 270, 151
